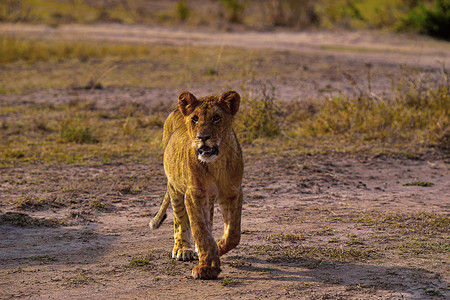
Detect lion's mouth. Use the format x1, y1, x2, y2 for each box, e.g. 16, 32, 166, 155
196, 145, 219, 158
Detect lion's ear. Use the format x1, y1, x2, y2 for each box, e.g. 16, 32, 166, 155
178, 92, 198, 116
218, 91, 240, 116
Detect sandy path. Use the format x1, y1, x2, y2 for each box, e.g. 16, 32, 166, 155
1, 23, 450, 68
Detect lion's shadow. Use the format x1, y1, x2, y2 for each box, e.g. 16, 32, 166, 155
225, 255, 447, 298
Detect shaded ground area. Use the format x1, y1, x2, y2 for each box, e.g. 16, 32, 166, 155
1, 153, 449, 299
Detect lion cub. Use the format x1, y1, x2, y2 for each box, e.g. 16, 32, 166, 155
150, 91, 243, 280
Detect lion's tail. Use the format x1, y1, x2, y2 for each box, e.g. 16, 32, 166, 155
149, 191, 170, 229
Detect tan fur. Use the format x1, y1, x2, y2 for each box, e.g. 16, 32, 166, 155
150, 91, 244, 280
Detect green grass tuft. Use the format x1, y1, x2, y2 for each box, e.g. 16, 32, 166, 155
0, 212, 62, 227
353, 211, 449, 234
176, 0, 191, 21
403, 181, 434, 187
220, 276, 242, 287
396, 239, 449, 256
236, 81, 283, 142
253, 244, 378, 262
59, 117, 98, 144
90, 201, 106, 210
127, 254, 154, 267
12, 194, 64, 210
424, 288, 442, 296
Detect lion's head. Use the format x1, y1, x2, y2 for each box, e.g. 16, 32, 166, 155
177, 90, 240, 163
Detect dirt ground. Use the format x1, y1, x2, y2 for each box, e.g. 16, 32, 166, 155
1, 24, 449, 299
1, 152, 449, 299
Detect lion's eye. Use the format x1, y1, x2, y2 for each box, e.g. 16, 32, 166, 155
192, 115, 199, 123
212, 116, 221, 124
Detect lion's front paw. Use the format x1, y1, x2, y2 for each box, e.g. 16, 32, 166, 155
172, 247, 194, 261
192, 264, 221, 280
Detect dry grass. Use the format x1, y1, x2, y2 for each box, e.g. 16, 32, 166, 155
220, 276, 242, 287
251, 209, 449, 265
0, 212, 62, 227
127, 254, 154, 268
0, 34, 448, 163
253, 244, 379, 263
352, 211, 449, 234
235, 71, 449, 156
0, 99, 166, 165
0, 36, 153, 64
264, 233, 306, 243
0, 36, 267, 94
11, 194, 64, 209
283, 77, 450, 154
235, 81, 283, 142
1, 76, 448, 165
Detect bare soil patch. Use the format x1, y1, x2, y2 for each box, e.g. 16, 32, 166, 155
1, 152, 448, 299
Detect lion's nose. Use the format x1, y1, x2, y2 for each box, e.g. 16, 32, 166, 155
197, 134, 211, 142
197, 128, 211, 142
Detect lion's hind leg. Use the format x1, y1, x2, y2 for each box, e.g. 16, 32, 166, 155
169, 183, 194, 261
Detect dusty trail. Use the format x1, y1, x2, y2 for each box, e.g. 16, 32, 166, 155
1, 23, 449, 68
2, 23, 449, 105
